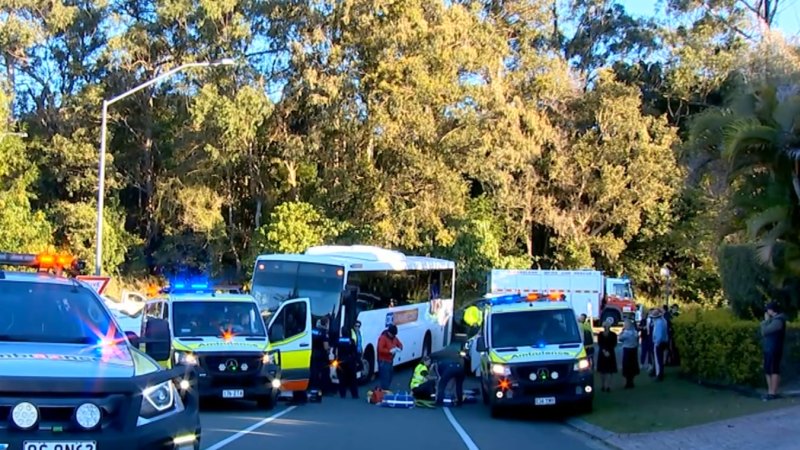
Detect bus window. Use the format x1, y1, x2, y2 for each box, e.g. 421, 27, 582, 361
347, 270, 438, 308
438, 269, 453, 299
252, 261, 344, 325
296, 263, 343, 322
252, 261, 298, 312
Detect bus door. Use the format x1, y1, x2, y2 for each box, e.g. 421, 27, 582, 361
267, 297, 313, 393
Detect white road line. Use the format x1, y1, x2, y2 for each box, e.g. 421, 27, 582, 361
204, 406, 297, 450
443, 407, 480, 450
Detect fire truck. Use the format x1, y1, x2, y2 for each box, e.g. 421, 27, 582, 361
487, 269, 637, 326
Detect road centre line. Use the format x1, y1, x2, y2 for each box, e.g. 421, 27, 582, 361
443, 407, 480, 450
204, 405, 298, 450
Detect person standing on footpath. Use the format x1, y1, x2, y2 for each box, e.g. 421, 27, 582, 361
650, 308, 669, 381
377, 324, 403, 390
596, 318, 618, 392
761, 301, 787, 401
618, 319, 640, 388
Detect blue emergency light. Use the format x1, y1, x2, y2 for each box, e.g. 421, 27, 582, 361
486, 294, 526, 306
162, 276, 215, 294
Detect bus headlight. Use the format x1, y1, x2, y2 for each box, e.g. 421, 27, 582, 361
262, 353, 271, 364
573, 358, 591, 371
491, 364, 510, 376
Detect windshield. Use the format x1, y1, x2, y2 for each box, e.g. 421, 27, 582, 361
252, 261, 344, 324
172, 301, 266, 338
0, 281, 122, 344
491, 309, 582, 348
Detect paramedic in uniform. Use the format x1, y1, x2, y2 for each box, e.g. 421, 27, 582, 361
335, 326, 360, 399
310, 316, 332, 395
410, 355, 437, 399
434, 356, 465, 407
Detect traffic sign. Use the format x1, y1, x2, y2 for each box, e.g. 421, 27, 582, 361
76, 275, 111, 294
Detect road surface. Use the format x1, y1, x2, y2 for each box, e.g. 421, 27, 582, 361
196, 359, 610, 450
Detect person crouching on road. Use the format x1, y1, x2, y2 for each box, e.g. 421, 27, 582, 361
377, 325, 403, 390
618, 319, 640, 389
410, 355, 437, 400
335, 326, 360, 399
435, 357, 465, 407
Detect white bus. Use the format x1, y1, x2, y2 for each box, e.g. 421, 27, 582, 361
251, 245, 455, 384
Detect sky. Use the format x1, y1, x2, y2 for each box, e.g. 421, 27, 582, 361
618, 0, 800, 37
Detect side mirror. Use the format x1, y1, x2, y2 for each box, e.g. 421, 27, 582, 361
125, 331, 140, 348
476, 336, 487, 352
143, 318, 172, 361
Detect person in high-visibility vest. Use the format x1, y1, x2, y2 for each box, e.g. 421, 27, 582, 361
410, 355, 437, 400
578, 314, 595, 361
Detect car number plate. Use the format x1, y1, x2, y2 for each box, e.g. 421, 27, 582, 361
534, 397, 556, 406
222, 389, 244, 398
24, 441, 96, 450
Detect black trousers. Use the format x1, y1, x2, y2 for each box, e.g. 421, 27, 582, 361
436, 363, 464, 405
654, 343, 668, 380
337, 361, 359, 398
309, 356, 330, 392
412, 379, 436, 399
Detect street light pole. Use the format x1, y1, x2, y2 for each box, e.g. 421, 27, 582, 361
94, 59, 236, 275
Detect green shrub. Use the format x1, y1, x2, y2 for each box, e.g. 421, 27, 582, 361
673, 308, 800, 387
717, 244, 772, 320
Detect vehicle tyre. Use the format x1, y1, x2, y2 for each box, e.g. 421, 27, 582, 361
358, 346, 375, 385
490, 403, 502, 418
577, 399, 593, 415
480, 381, 489, 405
421, 333, 432, 359
601, 309, 621, 327
257, 392, 276, 410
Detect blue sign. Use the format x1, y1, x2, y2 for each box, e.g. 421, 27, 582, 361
385, 312, 394, 327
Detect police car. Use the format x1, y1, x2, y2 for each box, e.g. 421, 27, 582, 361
0, 251, 201, 450
465, 293, 594, 417
141, 281, 282, 408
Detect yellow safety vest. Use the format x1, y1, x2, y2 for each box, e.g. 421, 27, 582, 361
410, 363, 429, 389
464, 306, 482, 327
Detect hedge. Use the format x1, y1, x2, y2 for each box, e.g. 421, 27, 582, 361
673, 308, 800, 387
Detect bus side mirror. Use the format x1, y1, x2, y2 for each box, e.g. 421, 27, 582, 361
476, 337, 487, 352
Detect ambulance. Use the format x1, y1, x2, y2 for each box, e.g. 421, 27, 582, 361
488, 269, 637, 326
464, 293, 594, 417
140, 280, 283, 409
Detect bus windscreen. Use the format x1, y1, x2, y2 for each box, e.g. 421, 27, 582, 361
252, 261, 344, 323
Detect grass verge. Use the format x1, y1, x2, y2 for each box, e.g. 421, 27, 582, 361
580, 367, 799, 434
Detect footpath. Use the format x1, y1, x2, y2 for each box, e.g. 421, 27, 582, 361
568, 392, 800, 450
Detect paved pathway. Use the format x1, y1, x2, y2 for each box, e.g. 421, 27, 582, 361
569, 404, 800, 450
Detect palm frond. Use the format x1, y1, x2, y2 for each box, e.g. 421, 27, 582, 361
772, 96, 800, 134
746, 205, 791, 239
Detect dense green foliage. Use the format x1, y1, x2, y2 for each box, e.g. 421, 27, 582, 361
673, 308, 800, 386
1, 0, 798, 303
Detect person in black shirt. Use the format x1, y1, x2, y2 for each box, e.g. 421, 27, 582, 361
761, 302, 787, 401
433, 355, 465, 407
309, 316, 331, 395
335, 326, 360, 399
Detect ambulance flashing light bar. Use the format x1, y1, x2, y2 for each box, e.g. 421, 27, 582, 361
486, 292, 566, 306
0, 251, 86, 276
160, 276, 216, 294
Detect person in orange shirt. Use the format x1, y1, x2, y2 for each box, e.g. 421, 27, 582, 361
377, 325, 403, 390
